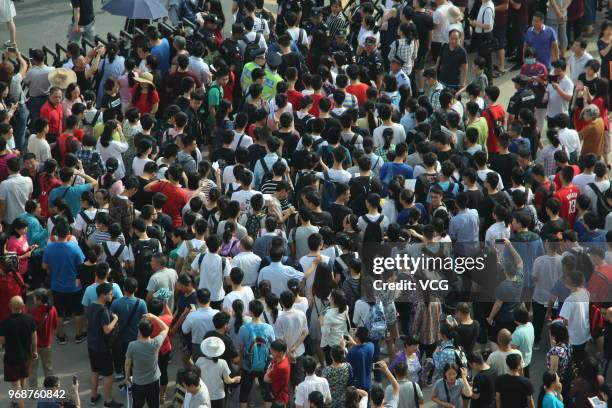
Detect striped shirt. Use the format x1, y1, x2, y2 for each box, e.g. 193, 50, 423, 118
326, 13, 348, 38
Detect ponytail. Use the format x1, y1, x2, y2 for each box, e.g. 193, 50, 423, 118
232, 299, 244, 333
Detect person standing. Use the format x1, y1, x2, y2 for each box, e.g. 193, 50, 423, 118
68, 0, 95, 44
23, 50, 53, 122
264, 339, 292, 407
27, 289, 59, 389
0, 157, 33, 225
146, 254, 178, 310
0, 296, 37, 408
124, 313, 168, 408
494, 354, 534, 408
86, 283, 122, 408
431, 0, 452, 61
435, 30, 468, 91
524, 12, 559, 70
0, 0, 17, 48
42, 220, 86, 344
468, 351, 498, 408
559, 269, 591, 366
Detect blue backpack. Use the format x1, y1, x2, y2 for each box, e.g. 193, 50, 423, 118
366, 301, 388, 341
244, 323, 271, 372
321, 171, 338, 211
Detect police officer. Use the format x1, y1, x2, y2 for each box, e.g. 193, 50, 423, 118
262, 51, 283, 101
390, 55, 410, 89
307, 8, 330, 69
329, 28, 354, 64
196, 13, 220, 43
240, 47, 266, 92
358, 36, 385, 88
507, 74, 536, 122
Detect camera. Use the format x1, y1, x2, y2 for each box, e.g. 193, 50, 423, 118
548, 74, 558, 83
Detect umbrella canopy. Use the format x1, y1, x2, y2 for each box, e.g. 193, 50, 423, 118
102, 0, 168, 20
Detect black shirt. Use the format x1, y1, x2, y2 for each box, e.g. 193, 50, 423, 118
438, 45, 467, 86
310, 210, 334, 229
248, 144, 267, 169
471, 367, 498, 408
412, 11, 434, 55
71, 0, 95, 26
0, 313, 37, 364
77, 263, 97, 288
133, 177, 154, 211
495, 374, 533, 408
455, 321, 480, 354
203, 330, 238, 363
489, 152, 519, 191
465, 189, 485, 210
329, 202, 353, 232
211, 147, 236, 167
100, 92, 122, 120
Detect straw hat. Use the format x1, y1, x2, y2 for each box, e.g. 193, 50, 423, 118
200, 337, 226, 358
134, 72, 155, 87
447, 6, 464, 23
48, 68, 77, 90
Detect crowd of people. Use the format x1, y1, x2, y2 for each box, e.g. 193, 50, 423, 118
1, 0, 612, 407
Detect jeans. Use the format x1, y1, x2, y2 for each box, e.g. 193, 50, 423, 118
12, 103, 28, 152
583, 0, 596, 26
67, 21, 95, 44
547, 19, 568, 51
132, 379, 160, 408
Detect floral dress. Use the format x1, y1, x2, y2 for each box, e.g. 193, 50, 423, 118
322, 363, 352, 408
546, 343, 572, 380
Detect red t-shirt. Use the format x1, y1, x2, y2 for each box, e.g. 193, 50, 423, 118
493, 0, 509, 26
554, 184, 580, 228
27, 304, 59, 348
346, 83, 369, 106
308, 93, 325, 117
0, 272, 24, 322
58, 129, 85, 164
148, 181, 189, 227
287, 89, 304, 110
269, 356, 291, 404
39, 102, 64, 136
587, 265, 612, 304
222, 70, 236, 103
554, 165, 581, 190
130, 86, 160, 114
483, 104, 506, 154
151, 314, 173, 355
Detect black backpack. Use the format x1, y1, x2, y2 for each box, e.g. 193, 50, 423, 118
350, 177, 373, 217
340, 134, 360, 155
568, 247, 595, 282
415, 172, 439, 204
362, 215, 384, 243
79, 210, 97, 243
131, 238, 160, 279
103, 242, 126, 285
82, 151, 103, 180
244, 33, 262, 63
588, 183, 612, 228
259, 157, 281, 186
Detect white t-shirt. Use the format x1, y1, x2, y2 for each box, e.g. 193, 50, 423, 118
184, 380, 211, 408
192, 253, 232, 302
295, 375, 332, 408
222, 287, 255, 314
475, 3, 494, 34
230, 251, 262, 287
230, 131, 253, 150
357, 213, 390, 233
177, 238, 207, 259
546, 76, 574, 117
299, 254, 331, 297
558, 127, 581, 155
559, 289, 591, 345
74, 208, 98, 237
274, 308, 308, 357
432, 3, 452, 43
317, 168, 352, 185
572, 173, 596, 194
132, 157, 154, 177
231, 189, 260, 213
584, 180, 611, 213
373, 123, 407, 147
195, 357, 231, 400
287, 27, 309, 46
531, 254, 563, 305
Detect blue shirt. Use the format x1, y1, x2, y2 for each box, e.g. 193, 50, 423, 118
346, 341, 375, 390
20, 212, 48, 254
48, 183, 93, 217
397, 203, 428, 225
257, 262, 304, 296
43, 240, 85, 293
151, 38, 171, 73
448, 209, 480, 255
110, 296, 148, 342
524, 25, 558, 68
380, 162, 414, 190
509, 137, 531, 154
82, 282, 123, 307
542, 393, 564, 408
400, 112, 416, 135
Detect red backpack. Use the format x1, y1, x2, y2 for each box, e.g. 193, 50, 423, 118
38, 173, 61, 219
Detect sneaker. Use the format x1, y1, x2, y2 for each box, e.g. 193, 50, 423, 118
90, 394, 101, 406
104, 400, 123, 408
114, 373, 125, 382
75, 333, 86, 344
56, 335, 67, 345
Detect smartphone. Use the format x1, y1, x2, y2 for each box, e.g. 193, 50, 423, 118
446, 315, 456, 325
372, 363, 379, 370
211, 161, 220, 171
494, 239, 506, 243
7, 47, 16, 53
72, 375, 78, 385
